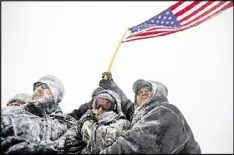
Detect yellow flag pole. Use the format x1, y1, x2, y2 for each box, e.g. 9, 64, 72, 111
104, 28, 129, 80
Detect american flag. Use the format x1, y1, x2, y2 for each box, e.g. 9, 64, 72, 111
122, 1, 233, 43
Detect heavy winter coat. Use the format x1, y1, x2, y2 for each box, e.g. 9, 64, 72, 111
80, 90, 130, 154
99, 80, 201, 154
1, 100, 77, 154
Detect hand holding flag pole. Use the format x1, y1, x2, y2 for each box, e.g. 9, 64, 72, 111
104, 28, 129, 80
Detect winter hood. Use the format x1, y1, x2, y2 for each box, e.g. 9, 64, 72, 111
33, 75, 65, 104
92, 89, 126, 121
133, 80, 168, 110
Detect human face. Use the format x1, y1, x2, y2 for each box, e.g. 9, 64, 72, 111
7, 100, 25, 106
31, 83, 52, 100
95, 98, 112, 115
136, 87, 151, 104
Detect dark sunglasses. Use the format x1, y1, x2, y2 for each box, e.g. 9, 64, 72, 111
96, 99, 112, 111
35, 83, 49, 89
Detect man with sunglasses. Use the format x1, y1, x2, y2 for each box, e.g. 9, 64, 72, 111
63, 89, 130, 154
98, 72, 201, 154
1, 75, 83, 154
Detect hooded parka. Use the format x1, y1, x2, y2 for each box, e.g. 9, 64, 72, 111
1, 75, 77, 154
99, 80, 201, 154
80, 89, 130, 154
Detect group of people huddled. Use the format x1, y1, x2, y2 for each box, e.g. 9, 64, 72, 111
1, 72, 201, 154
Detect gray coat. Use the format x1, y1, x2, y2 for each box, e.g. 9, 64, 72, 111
99, 80, 201, 154
1, 99, 77, 154
80, 90, 130, 154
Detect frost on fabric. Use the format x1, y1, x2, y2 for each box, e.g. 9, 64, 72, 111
80, 90, 130, 154
99, 80, 201, 154
33, 75, 65, 104
1, 104, 77, 154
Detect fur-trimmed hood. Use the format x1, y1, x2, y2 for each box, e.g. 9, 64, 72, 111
93, 89, 126, 120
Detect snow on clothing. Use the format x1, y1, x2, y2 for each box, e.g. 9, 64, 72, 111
1, 101, 77, 154
79, 90, 130, 154
1, 75, 77, 154
99, 80, 201, 154
33, 75, 65, 104
99, 79, 135, 121
7, 93, 30, 106
68, 85, 134, 122
68, 101, 92, 121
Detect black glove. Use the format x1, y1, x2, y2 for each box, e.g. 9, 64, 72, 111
24, 102, 46, 117
64, 138, 86, 154
99, 72, 116, 89
101, 72, 113, 81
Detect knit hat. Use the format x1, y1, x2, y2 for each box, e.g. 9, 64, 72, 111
33, 75, 65, 104
7, 93, 30, 106
93, 93, 116, 111
133, 79, 152, 94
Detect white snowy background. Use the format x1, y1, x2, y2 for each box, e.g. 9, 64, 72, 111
1, 2, 233, 153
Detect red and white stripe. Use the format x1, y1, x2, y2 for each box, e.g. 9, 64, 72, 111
122, 0, 233, 43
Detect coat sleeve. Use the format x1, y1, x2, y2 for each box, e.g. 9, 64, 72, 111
99, 106, 189, 154
109, 81, 134, 121
4, 123, 82, 154
68, 100, 92, 120
4, 139, 64, 154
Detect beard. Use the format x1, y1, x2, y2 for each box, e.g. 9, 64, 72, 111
31, 92, 40, 100
31, 91, 51, 101
26, 93, 55, 115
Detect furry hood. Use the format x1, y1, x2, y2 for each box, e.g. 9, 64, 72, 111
93, 89, 125, 119
133, 80, 168, 110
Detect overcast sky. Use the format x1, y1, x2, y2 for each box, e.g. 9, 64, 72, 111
2, 2, 233, 153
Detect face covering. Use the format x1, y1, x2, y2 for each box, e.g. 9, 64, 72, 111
96, 111, 119, 125
25, 94, 57, 116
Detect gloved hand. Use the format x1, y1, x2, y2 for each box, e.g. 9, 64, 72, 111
64, 138, 86, 154
101, 72, 113, 81
99, 72, 116, 89
99, 72, 131, 121
24, 102, 46, 117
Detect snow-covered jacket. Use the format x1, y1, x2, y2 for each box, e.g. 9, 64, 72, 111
80, 90, 130, 154
1, 99, 77, 154
7, 93, 30, 106
99, 80, 201, 154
